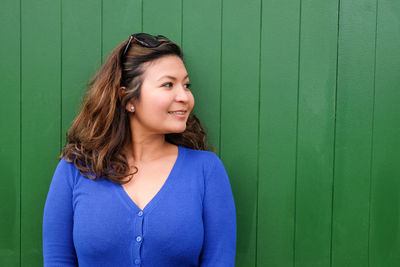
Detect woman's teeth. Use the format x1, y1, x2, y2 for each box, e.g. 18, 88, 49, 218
168, 111, 186, 114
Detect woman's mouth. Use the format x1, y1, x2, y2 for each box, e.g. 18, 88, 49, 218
168, 110, 187, 118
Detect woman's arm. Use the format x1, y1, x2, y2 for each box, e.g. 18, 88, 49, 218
200, 154, 237, 266
42, 158, 78, 266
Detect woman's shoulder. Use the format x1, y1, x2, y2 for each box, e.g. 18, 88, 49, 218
179, 146, 231, 185
51, 157, 81, 187
57, 156, 81, 172
180, 145, 224, 168
56, 157, 76, 172
180, 145, 218, 159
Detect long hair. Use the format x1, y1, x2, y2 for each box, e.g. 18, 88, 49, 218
59, 34, 210, 184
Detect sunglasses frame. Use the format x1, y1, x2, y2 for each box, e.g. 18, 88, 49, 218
122, 33, 166, 58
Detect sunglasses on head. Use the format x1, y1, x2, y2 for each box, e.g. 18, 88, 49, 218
122, 33, 167, 58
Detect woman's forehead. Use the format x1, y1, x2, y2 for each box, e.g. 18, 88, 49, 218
156, 74, 189, 81
143, 56, 188, 81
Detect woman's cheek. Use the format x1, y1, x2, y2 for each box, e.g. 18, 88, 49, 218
189, 92, 195, 110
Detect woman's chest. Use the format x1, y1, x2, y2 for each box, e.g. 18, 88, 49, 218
71, 175, 205, 259
121, 163, 174, 211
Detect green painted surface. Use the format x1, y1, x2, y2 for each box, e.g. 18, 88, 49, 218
0, 0, 399, 266
0, 0, 21, 266
183, 0, 222, 152
295, 0, 338, 266
221, 0, 260, 266
143, 0, 182, 46
258, 0, 299, 265
20, 0, 61, 266
369, 0, 400, 266
332, 0, 376, 266
61, 0, 102, 151
102, 0, 142, 60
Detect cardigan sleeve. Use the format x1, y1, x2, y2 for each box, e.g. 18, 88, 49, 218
42, 158, 78, 266
199, 154, 237, 266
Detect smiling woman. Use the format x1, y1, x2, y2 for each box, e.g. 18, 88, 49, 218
42, 33, 237, 267
126, 55, 195, 137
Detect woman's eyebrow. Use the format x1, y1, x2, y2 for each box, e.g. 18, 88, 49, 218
157, 74, 189, 81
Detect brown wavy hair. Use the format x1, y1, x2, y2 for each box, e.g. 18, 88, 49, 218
59, 34, 211, 184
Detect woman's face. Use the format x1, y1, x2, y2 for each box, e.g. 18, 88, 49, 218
128, 55, 194, 135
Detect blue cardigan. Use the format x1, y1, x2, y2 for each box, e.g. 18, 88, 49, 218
42, 145, 237, 266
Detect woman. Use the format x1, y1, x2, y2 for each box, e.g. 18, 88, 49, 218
42, 33, 237, 266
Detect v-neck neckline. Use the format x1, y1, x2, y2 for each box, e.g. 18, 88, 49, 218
116, 145, 184, 214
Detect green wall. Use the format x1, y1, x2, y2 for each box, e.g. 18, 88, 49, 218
1, 0, 399, 266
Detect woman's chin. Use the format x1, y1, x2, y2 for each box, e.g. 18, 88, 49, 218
166, 126, 187, 134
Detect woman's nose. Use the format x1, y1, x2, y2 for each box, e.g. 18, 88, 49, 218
175, 85, 190, 102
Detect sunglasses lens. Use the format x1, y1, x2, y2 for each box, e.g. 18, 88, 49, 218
122, 33, 166, 59
134, 33, 162, 48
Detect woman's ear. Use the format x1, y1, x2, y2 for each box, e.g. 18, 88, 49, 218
118, 86, 126, 102
120, 87, 137, 113
125, 99, 136, 113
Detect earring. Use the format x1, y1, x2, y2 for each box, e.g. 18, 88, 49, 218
130, 105, 135, 112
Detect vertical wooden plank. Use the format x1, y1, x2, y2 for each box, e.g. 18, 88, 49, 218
142, 0, 182, 46
62, 0, 102, 149
370, 0, 400, 266
295, 0, 339, 265
257, 0, 300, 266
102, 0, 142, 60
21, 0, 61, 265
221, 0, 261, 265
182, 0, 222, 152
331, 0, 377, 266
0, 0, 21, 266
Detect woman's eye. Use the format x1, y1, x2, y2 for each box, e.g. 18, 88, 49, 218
184, 83, 191, 89
162, 82, 173, 88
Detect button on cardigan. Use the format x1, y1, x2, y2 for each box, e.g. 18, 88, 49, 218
42, 145, 237, 266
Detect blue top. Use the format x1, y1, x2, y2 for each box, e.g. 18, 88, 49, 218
42, 145, 237, 267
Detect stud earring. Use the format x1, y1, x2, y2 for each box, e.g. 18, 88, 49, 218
130, 105, 135, 112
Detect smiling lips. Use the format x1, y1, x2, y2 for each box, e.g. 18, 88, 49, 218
168, 110, 187, 114
168, 110, 187, 117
